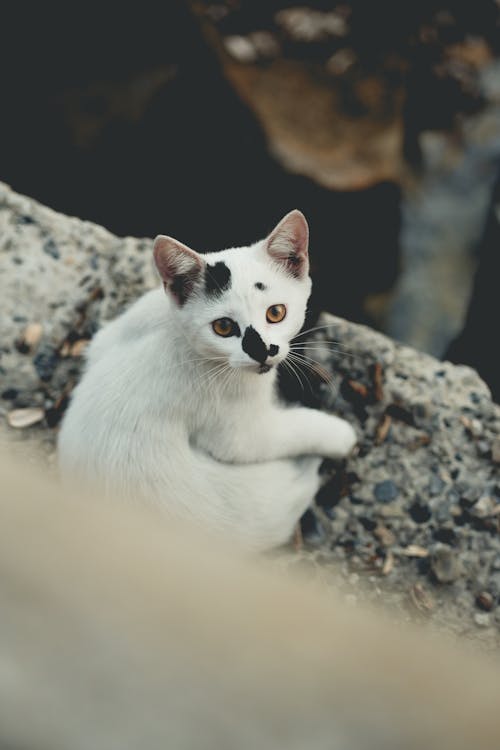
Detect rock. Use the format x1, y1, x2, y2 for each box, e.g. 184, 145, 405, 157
474, 612, 491, 628
430, 545, 463, 584
1, 181, 500, 641
475, 591, 494, 612
374, 480, 399, 504
492, 439, 500, 464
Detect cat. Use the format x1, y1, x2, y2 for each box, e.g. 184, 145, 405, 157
58, 210, 356, 549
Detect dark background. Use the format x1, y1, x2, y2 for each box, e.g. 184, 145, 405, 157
0, 1, 498, 399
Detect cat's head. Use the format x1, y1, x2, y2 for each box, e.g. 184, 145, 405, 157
153, 210, 311, 374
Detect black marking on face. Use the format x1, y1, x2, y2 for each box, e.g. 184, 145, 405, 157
205, 262, 231, 296
268, 344, 279, 357
255, 282, 266, 291
242, 325, 268, 364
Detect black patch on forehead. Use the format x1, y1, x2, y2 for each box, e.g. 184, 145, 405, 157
255, 282, 266, 291
205, 262, 231, 296
242, 325, 268, 364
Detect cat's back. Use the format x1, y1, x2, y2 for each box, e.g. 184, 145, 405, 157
86, 286, 169, 367
58, 287, 176, 477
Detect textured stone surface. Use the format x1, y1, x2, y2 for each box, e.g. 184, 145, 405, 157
1, 181, 499, 643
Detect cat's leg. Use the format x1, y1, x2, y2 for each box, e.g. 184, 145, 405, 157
155, 449, 323, 551
199, 406, 356, 465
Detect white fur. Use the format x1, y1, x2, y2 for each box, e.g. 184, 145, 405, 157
58, 211, 356, 549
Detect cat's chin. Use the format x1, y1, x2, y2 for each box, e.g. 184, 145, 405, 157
257, 364, 272, 375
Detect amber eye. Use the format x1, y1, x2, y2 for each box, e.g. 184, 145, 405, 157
212, 317, 235, 337
266, 304, 286, 323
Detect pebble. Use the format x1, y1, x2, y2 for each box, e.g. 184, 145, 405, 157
43, 239, 60, 260
475, 591, 494, 611
374, 480, 399, 503
430, 545, 463, 583
492, 439, 500, 465
474, 612, 490, 627
428, 474, 446, 497
33, 346, 59, 382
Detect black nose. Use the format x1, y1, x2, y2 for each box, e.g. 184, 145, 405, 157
242, 326, 278, 364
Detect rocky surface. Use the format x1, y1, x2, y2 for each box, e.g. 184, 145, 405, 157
1, 181, 499, 644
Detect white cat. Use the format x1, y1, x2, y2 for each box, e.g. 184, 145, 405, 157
58, 210, 356, 549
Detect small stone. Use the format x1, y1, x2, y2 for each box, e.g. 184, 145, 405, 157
428, 474, 445, 496
409, 497, 431, 523
1, 387, 18, 400
7, 407, 44, 428
43, 239, 60, 260
33, 345, 59, 382
492, 439, 500, 465
223, 35, 257, 63
430, 545, 462, 583
475, 591, 494, 611
374, 480, 399, 504
373, 524, 395, 547
474, 612, 490, 627
471, 493, 497, 519
476, 440, 491, 458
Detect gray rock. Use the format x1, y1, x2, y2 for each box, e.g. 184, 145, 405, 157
1, 181, 500, 642
430, 545, 463, 584
374, 480, 399, 504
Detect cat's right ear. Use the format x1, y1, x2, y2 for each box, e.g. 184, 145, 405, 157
153, 235, 204, 306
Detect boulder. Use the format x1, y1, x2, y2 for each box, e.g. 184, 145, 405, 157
1, 181, 499, 641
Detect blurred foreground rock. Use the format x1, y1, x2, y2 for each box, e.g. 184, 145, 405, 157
1, 182, 499, 642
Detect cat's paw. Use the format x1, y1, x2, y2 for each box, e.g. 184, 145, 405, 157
330, 418, 357, 459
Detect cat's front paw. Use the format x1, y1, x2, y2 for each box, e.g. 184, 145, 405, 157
330, 418, 357, 459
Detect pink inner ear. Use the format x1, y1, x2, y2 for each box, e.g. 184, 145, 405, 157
267, 210, 309, 277
153, 235, 203, 305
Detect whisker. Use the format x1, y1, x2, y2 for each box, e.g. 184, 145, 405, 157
282, 358, 305, 393
287, 356, 316, 394
292, 323, 343, 340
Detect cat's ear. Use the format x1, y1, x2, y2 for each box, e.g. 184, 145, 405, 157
153, 235, 204, 306
265, 210, 309, 279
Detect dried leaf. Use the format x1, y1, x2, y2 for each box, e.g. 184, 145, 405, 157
374, 524, 395, 547
401, 544, 429, 558
409, 583, 434, 613
7, 407, 44, 428
375, 413, 392, 444
382, 550, 394, 575
347, 380, 368, 398
371, 362, 384, 401
70, 339, 89, 357
22, 322, 43, 348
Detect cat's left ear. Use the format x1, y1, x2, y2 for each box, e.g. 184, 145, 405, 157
153, 235, 204, 306
265, 209, 309, 279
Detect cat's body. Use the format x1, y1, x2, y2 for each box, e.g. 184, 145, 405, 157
58, 211, 356, 549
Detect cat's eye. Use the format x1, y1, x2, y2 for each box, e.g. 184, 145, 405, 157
212, 317, 236, 337
266, 304, 286, 323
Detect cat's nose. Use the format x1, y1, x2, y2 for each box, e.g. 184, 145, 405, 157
242, 326, 277, 364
